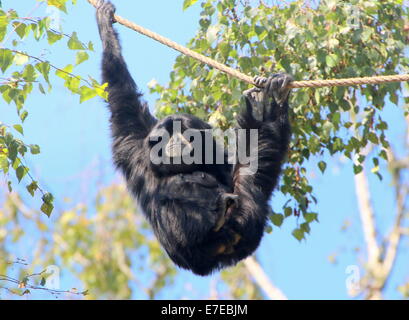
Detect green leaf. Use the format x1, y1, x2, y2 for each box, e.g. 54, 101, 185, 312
367, 132, 379, 144
42, 192, 54, 203
292, 228, 304, 241
65, 76, 80, 94
371, 165, 379, 173
0, 154, 9, 173
16, 165, 28, 182
41, 192, 54, 217
353, 164, 363, 175
183, 0, 198, 10
20, 110, 28, 122
67, 32, 85, 50
318, 161, 326, 173
35, 62, 51, 84
13, 124, 23, 135
322, 121, 333, 137
270, 213, 284, 227
41, 202, 54, 217
304, 212, 318, 223
75, 51, 89, 65
79, 86, 97, 103
284, 207, 292, 217
38, 83, 46, 94
379, 150, 388, 161
29, 144, 40, 154
22, 64, 37, 82
7, 141, 18, 162
357, 154, 365, 163
55, 64, 73, 81
26, 181, 38, 197
47, 0, 67, 13
87, 41, 94, 51
47, 30, 63, 45
13, 23, 27, 39
0, 49, 13, 72
300, 222, 311, 234
325, 53, 339, 68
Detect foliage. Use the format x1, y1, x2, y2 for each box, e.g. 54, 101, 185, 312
0, 0, 107, 217
0, 186, 177, 299
46, 184, 177, 299
150, 0, 409, 240
220, 265, 263, 299
0, 193, 88, 298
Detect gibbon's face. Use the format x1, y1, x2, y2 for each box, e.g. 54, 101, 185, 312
146, 114, 213, 175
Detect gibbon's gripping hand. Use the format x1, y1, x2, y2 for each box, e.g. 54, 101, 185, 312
243, 73, 293, 122
96, 0, 116, 35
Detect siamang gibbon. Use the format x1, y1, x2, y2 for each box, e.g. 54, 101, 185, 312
95, 0, 292, 276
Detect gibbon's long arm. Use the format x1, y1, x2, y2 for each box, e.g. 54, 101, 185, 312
96, 1, 156, 174
219, 74, 292, 260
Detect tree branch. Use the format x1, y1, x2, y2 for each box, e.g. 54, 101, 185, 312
243, 256, 287, 300
354, 167, 380, 267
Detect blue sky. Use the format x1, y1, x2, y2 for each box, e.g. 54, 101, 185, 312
1, 0, 408, 299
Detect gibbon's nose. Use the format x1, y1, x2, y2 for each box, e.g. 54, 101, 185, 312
165, 132, 193, 158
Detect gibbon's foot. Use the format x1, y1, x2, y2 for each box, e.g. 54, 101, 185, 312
214, 193, 239, 232
243, 73, 293, 121
215, 232, 242, 255
261, 73, 293, 105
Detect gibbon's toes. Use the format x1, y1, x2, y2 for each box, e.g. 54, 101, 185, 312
213, 193, 239, 232
224, 193, 239, 208
223, 246, 235, 255
253, 76, 267, 87
243, 87, 258, 99
213, 215, 226, 232
215, 243, 235, 255
280, 73, 293, 89
214, 231, 242, 256
215, 244, 227, 255
267, 73, 293, 104
232, 232, 241, 245
272, 73, 293, 91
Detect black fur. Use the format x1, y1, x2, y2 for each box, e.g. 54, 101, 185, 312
96, 0, 292, 276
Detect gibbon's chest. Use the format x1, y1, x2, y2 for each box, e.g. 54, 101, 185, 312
156, 171, 229, 208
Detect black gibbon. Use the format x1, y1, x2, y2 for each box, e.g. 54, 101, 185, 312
96, 0, 292, 275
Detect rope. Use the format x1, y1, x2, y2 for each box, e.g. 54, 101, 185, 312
87, 0, 409, 89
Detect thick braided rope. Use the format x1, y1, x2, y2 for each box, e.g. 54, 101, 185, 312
88, 0, 409, 89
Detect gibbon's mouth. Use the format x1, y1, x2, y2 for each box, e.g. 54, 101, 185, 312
165, 133, 193, 158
